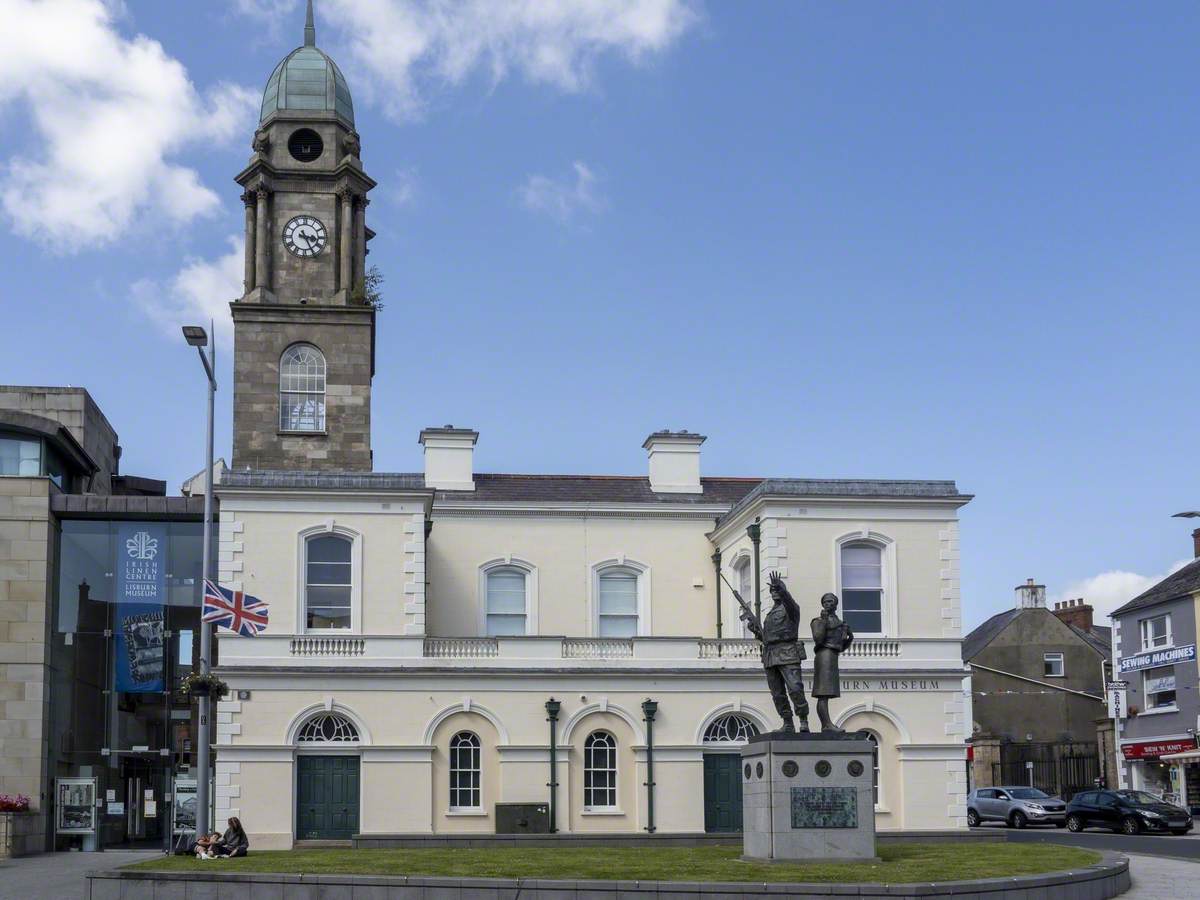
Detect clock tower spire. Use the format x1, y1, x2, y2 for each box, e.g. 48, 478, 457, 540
230, 0, 376, 471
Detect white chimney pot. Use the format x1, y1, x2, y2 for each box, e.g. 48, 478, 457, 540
642, 430, 705, 494
420, 426, 478, 491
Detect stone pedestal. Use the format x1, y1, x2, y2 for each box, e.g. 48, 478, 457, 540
741, 733, 876, 862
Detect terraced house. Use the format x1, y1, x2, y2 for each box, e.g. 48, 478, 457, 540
211, 5, 975, 849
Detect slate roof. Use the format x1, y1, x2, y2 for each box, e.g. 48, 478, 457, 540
217, 471, 969, 512
719, 478, 969, 527
436, 474, 759, 505
1069, 623, 1113, 658
963, 608, 1114, 662
962, 608, 1021, 661
221, 470, 427, 491
1111, 557, 1200, 617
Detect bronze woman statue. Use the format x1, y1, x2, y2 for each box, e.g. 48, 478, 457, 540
810, 592, 853, 732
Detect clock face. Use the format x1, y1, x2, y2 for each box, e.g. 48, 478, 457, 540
282, 216, 328, 257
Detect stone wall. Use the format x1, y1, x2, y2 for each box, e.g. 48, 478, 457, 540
230, 303, 373, 470
0, 387, 118, 493
0, 477, 52, 853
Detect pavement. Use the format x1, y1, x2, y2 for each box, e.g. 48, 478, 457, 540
0, 842, 1197, 899
0, 848, 158, 900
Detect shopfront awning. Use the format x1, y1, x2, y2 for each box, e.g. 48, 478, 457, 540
1161, 750, 1200, 762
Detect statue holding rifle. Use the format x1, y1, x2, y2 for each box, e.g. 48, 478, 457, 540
725, 570, 811, 733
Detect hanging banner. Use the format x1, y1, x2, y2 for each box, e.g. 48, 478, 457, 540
114, 523, 167, 693
1106, 680, 1128, 720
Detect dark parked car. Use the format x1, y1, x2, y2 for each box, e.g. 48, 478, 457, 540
1066, 789, 1193, 835
966, 787, 1066, 828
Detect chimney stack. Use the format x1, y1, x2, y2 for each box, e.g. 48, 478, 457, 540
419, 426, 478, 491
1053, 597, 1094, 633
1015, 578, 1046, 610
1193, 528, 1200, 559
642, 430, 705, 494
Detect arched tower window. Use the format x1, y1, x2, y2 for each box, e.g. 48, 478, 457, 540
583, 730, 618, 809
449, 731, 481, 810
297, 712, 360, 743
280, 343, 326, 432
702, 713, 760, 744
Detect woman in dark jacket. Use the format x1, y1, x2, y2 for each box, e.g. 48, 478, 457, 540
214, 816, 249, 858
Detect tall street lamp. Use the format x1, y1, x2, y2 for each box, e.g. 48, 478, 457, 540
183, 324, 216, 841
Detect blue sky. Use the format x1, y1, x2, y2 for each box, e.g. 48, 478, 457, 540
0, 1, 1196, 627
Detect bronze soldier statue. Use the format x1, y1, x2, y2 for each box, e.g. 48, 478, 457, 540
811, 592, 854, 732
729, 570, 811, 733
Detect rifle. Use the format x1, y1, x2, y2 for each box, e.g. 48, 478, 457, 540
720, 572, 763, 640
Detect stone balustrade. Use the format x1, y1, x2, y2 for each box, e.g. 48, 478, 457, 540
221, 633, 955, 672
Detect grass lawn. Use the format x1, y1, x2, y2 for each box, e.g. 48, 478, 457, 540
127, 842, 1101, 884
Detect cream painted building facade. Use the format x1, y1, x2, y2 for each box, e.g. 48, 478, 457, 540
213, 437, 972, 848
212, 5, 973, 850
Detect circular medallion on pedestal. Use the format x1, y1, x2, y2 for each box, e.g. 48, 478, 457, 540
848, 760, 865, 777
756, 762, 764, 779
744, 763, 751, 780
781, 760, 799, 778
815, 759, 832, 777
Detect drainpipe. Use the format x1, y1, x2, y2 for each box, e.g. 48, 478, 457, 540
545, 698, 561, 833
747, 518, 762, 622
642, 699, 658, 833
711, 550, 723, 643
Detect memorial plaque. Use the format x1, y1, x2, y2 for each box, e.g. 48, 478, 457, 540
790, 786, 857, 829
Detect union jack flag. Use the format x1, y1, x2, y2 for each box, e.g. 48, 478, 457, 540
202, 580, 269, 637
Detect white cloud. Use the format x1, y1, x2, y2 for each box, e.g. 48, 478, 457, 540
391, 166, 419, 207
133, 236, 245, 343
0, 0, 256, 248
242, 0, 698, 120
1050, 560, 1192, 624
517, 160, 605, 222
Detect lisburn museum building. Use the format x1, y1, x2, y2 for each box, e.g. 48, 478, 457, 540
210, 9, 973, 849
0, 7, 975, 853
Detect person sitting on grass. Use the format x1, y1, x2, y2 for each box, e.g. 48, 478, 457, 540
192, 831, 222, 859
212, 816, 249, 858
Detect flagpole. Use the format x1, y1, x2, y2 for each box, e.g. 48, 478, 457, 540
184, 322, 217, 843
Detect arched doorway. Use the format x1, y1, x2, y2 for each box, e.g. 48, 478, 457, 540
701, 712, 760, 832
294, 711, 361, 840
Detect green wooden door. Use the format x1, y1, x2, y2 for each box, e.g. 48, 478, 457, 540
703, 753, 743, 833
297, 755, 360, 840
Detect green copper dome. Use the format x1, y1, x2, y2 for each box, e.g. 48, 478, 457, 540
260, 1, 354, 125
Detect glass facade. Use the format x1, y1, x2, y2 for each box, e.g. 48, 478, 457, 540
48, 518, 214, 850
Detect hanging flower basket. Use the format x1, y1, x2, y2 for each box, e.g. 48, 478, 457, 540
180, 672, 228, 699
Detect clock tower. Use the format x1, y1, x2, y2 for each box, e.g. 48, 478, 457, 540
231, 0, 376, 471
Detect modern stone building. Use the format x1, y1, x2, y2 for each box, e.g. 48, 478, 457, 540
1111, 528, 1200, 806
962, 580, 1112, 796
0, 386, 209, 854
208, 5, 976, 848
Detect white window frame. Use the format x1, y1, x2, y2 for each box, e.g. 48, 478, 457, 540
297, 523, 363, 634
833, 531, 896, 637
1140, 614, 1172, 652
583, 730, 619, 811
477, 557, 538, 636
278, 343, 327, 433
589, 557, 651, 637
448, 730, 481, 811
1043, 652, 1065, 678
732, 553, 755, 639
863, 730, 882, 809
1143, 665, 1178, 712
